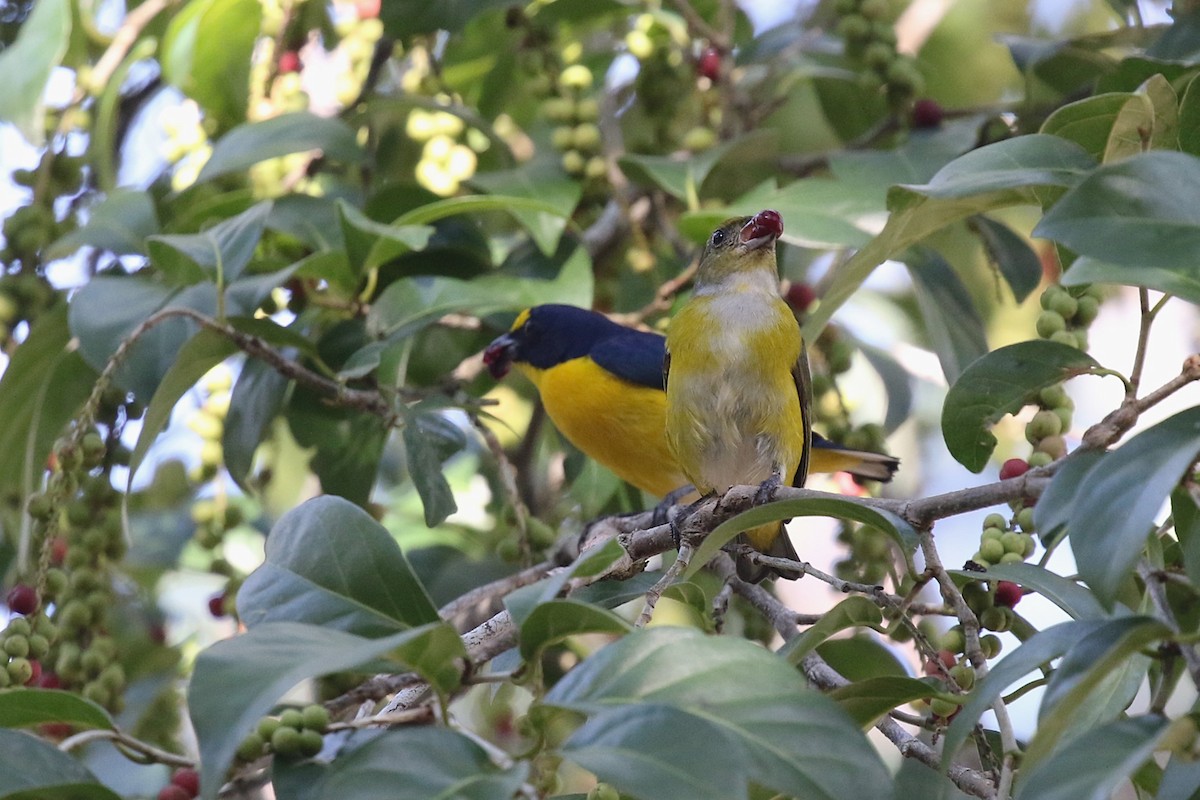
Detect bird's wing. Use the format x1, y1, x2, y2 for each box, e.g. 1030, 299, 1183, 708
792, 342, 812, 488
590, 331, 668, 391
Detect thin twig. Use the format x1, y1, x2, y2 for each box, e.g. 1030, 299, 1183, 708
635, 542, 693, 627
59, 727, 193, 768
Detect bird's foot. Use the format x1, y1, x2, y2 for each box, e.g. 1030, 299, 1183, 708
754, 469, 783, 507
652, 484, 696, 528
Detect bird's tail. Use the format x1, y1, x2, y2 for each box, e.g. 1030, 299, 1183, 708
735, 522, 800, 583
809, 433, 900, 483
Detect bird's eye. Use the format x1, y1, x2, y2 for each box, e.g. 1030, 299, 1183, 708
710, 229, 726, 247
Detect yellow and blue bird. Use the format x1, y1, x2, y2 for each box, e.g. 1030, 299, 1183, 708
483, 273, 896, 579
664, 209, 812, 581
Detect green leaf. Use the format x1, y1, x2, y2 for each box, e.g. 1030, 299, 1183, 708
1033, 449, 1107, 547
544, 627, 892, 800
238, 495, 441, 634
164, 0, 261, 129
942, 620, 1099, 765
0, 0, 70, 144
970, 215, 1042, 304
778, 596, 883, 665
1061, 255, 1200, 307
127, 329, 237, 488
0, 728, 120, 800
471, 162, 582, 255
189, 621, 462, 800
828, 676, 943, 727
518, 599, 631, 662
0, 689, 112, 730
817, 637, 909, 681
378, 0, 512, 36
563, 705, 748, 800
46, 190, 160, 259
1102, 92, 1154, 162
951, 562, 1105, 621
1158, 755, 1200, 800
197, 112, 365, 183
1069, 407, 1200, 607
1015, 716, 1170, 800
0, 304, 96, 496
1040, 93, 1144, 161
805, 135, 1095, 338
336, 201, 435, 275
1035, 151, 1200, 274
1171, 488, 1200, 587
285, 388, 387, 507
1138, 73, 1181, 153
147, 201, 272, 285
1026, 617, 1170, 769
940, 341, 1105, 473
273, 727, 528, 800
1178, 73, 1200, 157
906, 249, 988, 383
683, 495, 917, 582
222, 356, 289, 489
402, 411, 465, 527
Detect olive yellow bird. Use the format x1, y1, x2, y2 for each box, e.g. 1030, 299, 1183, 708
665, 209, 809, 582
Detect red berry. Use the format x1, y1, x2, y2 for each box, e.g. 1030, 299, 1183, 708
785, 283, 816, 312
6, 584, 38, 615
35, 671, 62, 689
39, 722, 73, 738
171, 768, 200, 797
355, 0, 380, 18
911, 98, 944, 128
994, 581, 1023, 609
208, 593, 227, 618
697, 47, 721, 81
158, 785, 192, 800
49, 537, 68, 565
999, 458, 1029, 480
922, 649, 956, 675
25, 659, 41, 685
278, 51, 301, 74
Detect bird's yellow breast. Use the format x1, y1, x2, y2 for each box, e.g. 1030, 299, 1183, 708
665, 285, 806, 495
516, 357, 687, 498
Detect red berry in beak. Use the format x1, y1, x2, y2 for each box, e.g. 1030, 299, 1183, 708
482, 335, 517, 379
739, 209, 783, 248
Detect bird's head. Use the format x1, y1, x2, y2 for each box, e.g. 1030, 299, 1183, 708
695, 209, 783, 287
483, 304, 626, 379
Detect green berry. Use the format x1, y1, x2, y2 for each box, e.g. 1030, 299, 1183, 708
980, 634, 1002, 658
1038, 384, 1068, 409
860, 0, 889, 20
980, 606, 1009, 632
1026, 409, 1063, 442
82, 681, 110, 707
981, 526, 1006, 542
929, 697, 960, 718
99, 663, 125, 691
575, 97, 599, 122
584, 156, 607, 181
940, 627, 965, 653
588, 784, 621, 800
541, 97, 574, 123
1049, 292, 1078, 320
1040, 285, 1067, 310
257, 717, 282, 740
298, 729, 324, 757
28, 634, 49, 660
572, 123, 601, 152
1053, 406, 1073, 432
1021, 533, 1037, 557
0, 668, 10, 688
682, 126, 718, 152
5, 617, 31, 638
1036, 310, 1066, 339
26, 492, 54, 521
301, 704, 330, 731
558, 65, 593, 91
1015, 507, 1036, 532
983, 513, 1007, 530
980, 538, 1005, 563
1000, 551, 1025, 564
1027, 451, 1054, 468
280, 708, 305, 730
271, 726, 303, 757
4, 635, 30, 658
836, 14, 872, 42
551, 126, 574, 150
7, 657, 33, 685
1049, 329, 1078, 348
863, 42, 894, 70
561, 150, 585, 176
1035, 435, 1067, 459
237, 732, 265, 762
949, 663, 975, 690
1076, 295, 1100, 326
1000, 531, 1025, 555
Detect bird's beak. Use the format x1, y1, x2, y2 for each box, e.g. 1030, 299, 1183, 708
739, 209, 784, 250
483, 333, 517, 379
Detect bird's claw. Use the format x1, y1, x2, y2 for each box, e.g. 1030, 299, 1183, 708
652, 484, 695, 528
754, 470, 783, 506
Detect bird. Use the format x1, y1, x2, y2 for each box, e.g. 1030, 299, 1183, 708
663, 209, 813, 582
483, 300, 897, 575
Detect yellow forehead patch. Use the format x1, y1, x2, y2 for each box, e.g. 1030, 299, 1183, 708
511, 308, 532, 332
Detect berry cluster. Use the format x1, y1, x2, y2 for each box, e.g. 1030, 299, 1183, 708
408, 109, 481, 196
833, 0, 924, 112
236, 705, 331, 763
1036, 283, 1101, 353
835, 523, 892, 585
971, 507, 1036, 571
544, 66, 606, 184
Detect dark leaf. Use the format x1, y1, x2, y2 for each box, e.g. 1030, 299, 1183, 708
402, 410, 466, 527
906, 249, 989, 384
828, 676, 943, 727
519, 599, 631, 662
0, 729, 120, 800
198, 112, 364, 183
1033, 448, 1107, 547
1016, 715, 1168, 800
222, 355, 289, 489
779, 596, 883, 665
46, 189, 159, 258
0, 689, 112, 730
